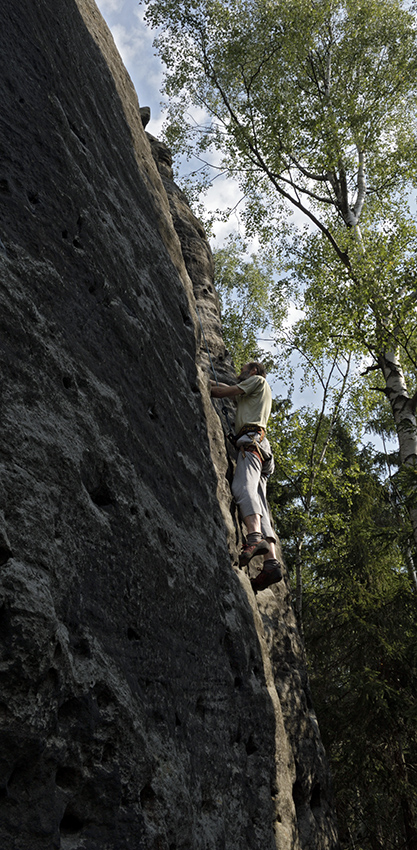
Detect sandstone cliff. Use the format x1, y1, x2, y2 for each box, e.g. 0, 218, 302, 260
0, 1, 338, 848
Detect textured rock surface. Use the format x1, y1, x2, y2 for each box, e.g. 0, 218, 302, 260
0, 1, 338, 848
148, 132, 339, 850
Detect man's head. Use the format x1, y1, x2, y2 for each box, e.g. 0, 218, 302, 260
238, 361, 267, 381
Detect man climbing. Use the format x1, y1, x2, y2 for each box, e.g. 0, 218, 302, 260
210, 362, 282, 592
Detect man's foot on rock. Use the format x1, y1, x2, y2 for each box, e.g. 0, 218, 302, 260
250, 559, 283, 593
239, 538, 270, 567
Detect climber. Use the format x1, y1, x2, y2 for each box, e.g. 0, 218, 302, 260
210, 362, 282, 592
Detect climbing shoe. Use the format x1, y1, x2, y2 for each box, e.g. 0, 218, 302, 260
239, 538, 270, 567
250, 560, 282, 593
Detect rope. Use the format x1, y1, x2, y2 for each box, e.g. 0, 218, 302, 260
195, 304, 235, 438
195, 304, 219, 385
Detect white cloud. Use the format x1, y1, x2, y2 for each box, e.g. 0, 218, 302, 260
147, 113, 165, 138
97, 0, 125, 14
110, 22, 142, 66
285, 302, 305, 328
96, 1, 165, 125
204, 177, 244, 244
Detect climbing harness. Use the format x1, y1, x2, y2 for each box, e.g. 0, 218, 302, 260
236, 424, 265, 442
236, 425, 267, 464
239, 442, 263, 464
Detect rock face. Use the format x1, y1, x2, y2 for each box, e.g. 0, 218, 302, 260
0, 1, 338, 849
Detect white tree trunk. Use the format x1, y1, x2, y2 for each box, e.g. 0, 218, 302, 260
379, 350, 417, 549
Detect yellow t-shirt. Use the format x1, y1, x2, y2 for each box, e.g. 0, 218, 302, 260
235, 375, 272, 434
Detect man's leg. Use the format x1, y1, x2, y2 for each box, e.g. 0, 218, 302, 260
232, 449, 263, 519
232, 437, 283, 591
249, 473, 282, 591
242, 513, 261, 534
258, 474, 278, 560
232, 450, 270, 565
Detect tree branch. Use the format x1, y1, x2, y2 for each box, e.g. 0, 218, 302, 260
201, 46, 352, 271
287, 152, 333, 184
279, 168, 335, 204
360, 362, 379, 377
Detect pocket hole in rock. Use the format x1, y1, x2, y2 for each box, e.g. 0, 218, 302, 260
0, 544, 13, 566
245, 734, 257, 755
60, 808, 84, 835
89, 483, 113, 508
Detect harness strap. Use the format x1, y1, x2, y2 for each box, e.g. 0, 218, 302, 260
240, 443, 263, 463
238, 425, 266, 464
237, 426, 274, 478
236, 424, 265, 439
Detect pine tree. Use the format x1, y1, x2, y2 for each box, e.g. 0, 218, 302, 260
269, 413, 417, 849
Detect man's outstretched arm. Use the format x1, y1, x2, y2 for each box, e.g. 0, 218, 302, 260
210, 380, 244, 399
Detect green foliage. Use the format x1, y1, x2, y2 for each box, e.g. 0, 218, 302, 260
213, 234, 286, 371
143, 0, 417, 238
304, 470, 417, 850
287, 209, 417, 382
268, 409, 417, 849
140, 0, 417, 841
308, 569, 417, 849
143, 0, 417, 467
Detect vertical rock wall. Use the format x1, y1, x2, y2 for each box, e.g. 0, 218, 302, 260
148, 132, 339, 850
0, 1, 338, 848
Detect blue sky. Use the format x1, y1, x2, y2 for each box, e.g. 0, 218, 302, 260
96, 1, 165, 134
93, 1, 343, 411
93, 0, 385, 430
95, 0, 259, 245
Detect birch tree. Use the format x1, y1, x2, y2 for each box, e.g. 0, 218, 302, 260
143, 0, 417, 544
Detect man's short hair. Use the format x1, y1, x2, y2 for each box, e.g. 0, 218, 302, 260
247, 361, 267, 377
